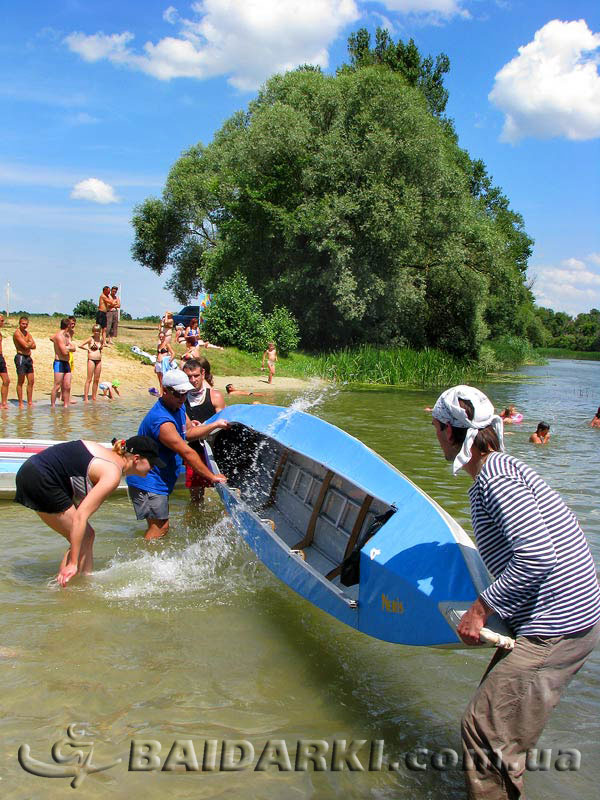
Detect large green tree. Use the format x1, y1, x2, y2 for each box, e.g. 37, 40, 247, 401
132, 32, 533, 357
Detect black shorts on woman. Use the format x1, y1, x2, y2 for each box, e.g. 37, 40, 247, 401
15, 440, 94, 514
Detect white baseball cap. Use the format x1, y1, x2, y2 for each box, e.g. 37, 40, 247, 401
162, 369, 194, 392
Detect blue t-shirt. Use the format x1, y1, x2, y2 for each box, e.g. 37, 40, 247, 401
126, 399, 186, 495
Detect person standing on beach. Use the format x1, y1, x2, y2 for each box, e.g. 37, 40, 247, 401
106, 286, 120, 345
431, 385, 600, 800
261, 342, 277, 383
79, 323, 103, 402
126, 369, 227, 539
0, 313, 10, 408
13, 316, 36, 408
96, 286, 115, 346
50, 318, 75, 408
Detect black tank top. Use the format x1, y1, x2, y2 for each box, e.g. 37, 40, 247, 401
31, 440, 95, 499
185, 388, 217, 454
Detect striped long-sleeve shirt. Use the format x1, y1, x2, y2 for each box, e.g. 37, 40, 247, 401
469, 452, 600, 637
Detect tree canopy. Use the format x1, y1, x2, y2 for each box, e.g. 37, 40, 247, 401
132, 29, 534, 357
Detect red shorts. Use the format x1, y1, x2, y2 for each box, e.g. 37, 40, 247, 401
185, 446, 212, 489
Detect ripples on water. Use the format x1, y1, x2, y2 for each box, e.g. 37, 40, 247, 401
0, 362, 598, 799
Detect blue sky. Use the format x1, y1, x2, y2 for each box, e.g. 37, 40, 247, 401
1, 0, 599, 318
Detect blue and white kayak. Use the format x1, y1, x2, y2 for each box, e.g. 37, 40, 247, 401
205, 404, 511, 649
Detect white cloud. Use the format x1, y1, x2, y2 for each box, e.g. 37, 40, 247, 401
163, 6, 179, 24
71, 178, 119, 204
377, 1, 469, 20
530, 256, 600, 314
489, 19, 600, 143
65, 0, 360, 90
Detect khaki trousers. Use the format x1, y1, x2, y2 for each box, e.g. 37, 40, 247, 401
461, 620, 600, 799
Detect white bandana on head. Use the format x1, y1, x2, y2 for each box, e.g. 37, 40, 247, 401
432, 385, 504, 475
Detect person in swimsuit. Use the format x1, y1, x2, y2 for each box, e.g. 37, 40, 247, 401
97, 286, 116, 346
13, 316, 36, 408
79, 323, 104, 402
159, 312, 174, 344
182, 358, 227, 504
499, 405, 522, 424
225, 383, 265, 397
0, 313, 10, 408
14, 436, 163, 586
529, 421, 550, 444
184, 318, 200, 345
261, 342, 277, 383
589, 407, 600, 428
105, 286, 120, 345
155, 331, 175, 390
49, 318, 76, 408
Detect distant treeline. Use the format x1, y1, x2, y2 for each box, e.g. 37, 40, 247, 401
534, 307, 600, 352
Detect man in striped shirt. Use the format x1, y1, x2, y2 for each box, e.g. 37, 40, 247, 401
432, 385, 600, 800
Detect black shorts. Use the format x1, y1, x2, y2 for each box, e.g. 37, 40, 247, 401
14, 354, 34, 376
0, 354, 7, 374
14, 460, 73, 514
95, 310, 107, 328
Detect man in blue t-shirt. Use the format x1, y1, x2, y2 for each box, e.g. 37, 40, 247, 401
127, 369, 226, 539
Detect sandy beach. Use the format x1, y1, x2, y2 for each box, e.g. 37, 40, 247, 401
1, 316, 319, 406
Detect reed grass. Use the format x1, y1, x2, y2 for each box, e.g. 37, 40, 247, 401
534, 348, 600, 362
301, 345, 486, 388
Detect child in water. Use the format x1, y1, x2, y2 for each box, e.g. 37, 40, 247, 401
99, 379, 121, 399
529, 422, 550, 444
261, 342, 277, 384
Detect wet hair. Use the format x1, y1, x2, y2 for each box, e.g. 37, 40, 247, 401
536, 422, 550, 433
440, 398, 501, 454
111, 286, 118, 291
103, 285, 110, 292
595, 407, 600, 419
225, 384, 233, 393
68, 316, 76, 322
183, 356, 214, 386
60, 318, 70, 330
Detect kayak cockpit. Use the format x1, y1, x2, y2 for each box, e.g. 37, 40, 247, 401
210, 424, 394, 600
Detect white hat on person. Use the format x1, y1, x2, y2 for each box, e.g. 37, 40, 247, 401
162, 369, 194, 392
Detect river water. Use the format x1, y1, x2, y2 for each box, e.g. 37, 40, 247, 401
0, 360, 598, 799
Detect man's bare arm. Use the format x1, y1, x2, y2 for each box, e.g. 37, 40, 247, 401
158, 422, 226, 484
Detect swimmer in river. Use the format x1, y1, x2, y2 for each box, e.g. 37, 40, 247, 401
589, 407, 600, 429
529, 421, 550, 444
14, 436, 164, 586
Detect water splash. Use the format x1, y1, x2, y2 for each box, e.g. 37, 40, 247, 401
91, 517, 271, 606
237, 380, 339, 507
